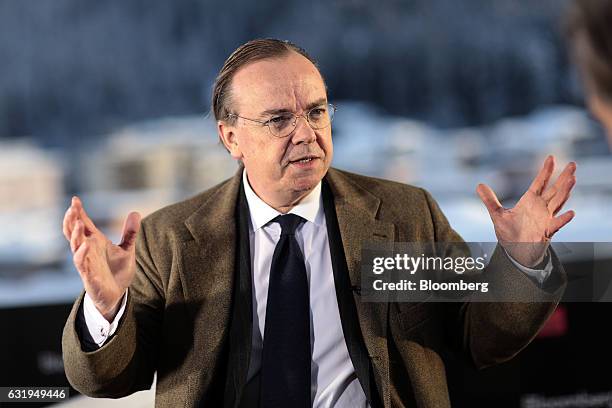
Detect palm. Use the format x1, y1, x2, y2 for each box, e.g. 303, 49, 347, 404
107, 243, 137, 290
494, 191, 551, 243
477, 156, 576, 267
63, 196, 141, 319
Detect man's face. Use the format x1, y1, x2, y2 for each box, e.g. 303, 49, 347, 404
588, 92, 612, 147
573, 34, 612, 147
219, 52, 333, 202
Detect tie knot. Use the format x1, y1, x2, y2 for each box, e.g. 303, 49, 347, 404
274, 214, 305, 236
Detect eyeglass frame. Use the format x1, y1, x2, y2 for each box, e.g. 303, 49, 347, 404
225, 103, 337, 138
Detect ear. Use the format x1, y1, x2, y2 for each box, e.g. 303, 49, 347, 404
218, 121, 243, 160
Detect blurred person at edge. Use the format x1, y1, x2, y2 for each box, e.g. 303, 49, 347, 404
567, 0, 612, 143
540, 1, 612, 396
61, 39, 577, 407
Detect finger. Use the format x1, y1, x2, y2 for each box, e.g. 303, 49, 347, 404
62, 207, 77, 241
476, 184, 503, 218
547, 210, 576, 237
542, 161, 576, 203
70, 220, 86, 253
548, 174, 576, 215
528, 155, 555, 195
73, 240, 91, 278
72, 196, 97, 235
119, 212, 142, 251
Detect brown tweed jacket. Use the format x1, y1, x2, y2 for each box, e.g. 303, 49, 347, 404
62, 167, 564, 407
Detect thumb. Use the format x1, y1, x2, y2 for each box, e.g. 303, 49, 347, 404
119, 212, 142, 251
476, 184, 503, 218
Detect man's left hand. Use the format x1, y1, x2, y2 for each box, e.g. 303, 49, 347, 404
477, 155, 576, 267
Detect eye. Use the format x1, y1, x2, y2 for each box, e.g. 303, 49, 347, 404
265, 114, 293, 130
267, 116, 287, 124
309, 107, 326, 119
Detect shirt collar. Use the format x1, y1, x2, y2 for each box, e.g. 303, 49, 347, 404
242, 168, 324, 232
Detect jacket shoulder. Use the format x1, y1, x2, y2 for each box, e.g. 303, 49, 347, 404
327, 168, 449, 237
141, 176, 234, 232
329, 167, 428, 203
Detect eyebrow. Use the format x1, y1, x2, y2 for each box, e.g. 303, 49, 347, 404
258, 98, 328, 118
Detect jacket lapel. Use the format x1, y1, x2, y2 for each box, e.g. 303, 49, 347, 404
224, 181, 254, 407
325, 168, 395, 407
179, 168, 243, 395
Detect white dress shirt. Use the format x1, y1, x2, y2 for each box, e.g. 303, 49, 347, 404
239, 170, 367, 407
83, 170, 552, 406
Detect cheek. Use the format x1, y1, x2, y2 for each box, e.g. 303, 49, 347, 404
589, 96, 612, 143
320, 132, 334, 160
589, 96, 604, 121
258, 141, 291, 176
600, 108, 612, 137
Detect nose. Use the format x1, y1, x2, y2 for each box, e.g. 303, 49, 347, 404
290, 115, 317, 145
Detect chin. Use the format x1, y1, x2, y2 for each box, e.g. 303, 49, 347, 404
291, 171, 324, 193
291, 178, 317, 193
285, 158, 330, 192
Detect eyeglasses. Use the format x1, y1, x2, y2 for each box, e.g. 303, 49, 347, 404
227, 103, 336, 138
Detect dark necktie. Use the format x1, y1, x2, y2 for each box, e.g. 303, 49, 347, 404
260, 214, 311, 407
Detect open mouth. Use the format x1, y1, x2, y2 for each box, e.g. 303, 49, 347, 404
290, 156, 317, 164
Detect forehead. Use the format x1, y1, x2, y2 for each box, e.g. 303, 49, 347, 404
230, 52, 327, 115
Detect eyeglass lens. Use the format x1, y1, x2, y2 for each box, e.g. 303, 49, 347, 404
269, 104, 335, 137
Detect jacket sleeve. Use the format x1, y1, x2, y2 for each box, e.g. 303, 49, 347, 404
421, 188, 566, 369
62, 217, 164, 397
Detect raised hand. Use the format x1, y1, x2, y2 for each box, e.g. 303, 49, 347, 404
62, 196, 141, 321
477, 155, 576, 267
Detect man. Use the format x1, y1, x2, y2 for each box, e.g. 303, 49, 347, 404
566, 0, 612, 141
62, 39, 577, 407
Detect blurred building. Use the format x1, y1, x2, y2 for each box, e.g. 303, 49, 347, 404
0, 140, 64, 211
0, 140, 66, 274
78, 115, 237, 235
332, 101, 612, 241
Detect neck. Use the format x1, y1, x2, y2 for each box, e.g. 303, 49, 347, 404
272, 192, 310, 214
259, 188, 313, 214
246, 174, 314, 214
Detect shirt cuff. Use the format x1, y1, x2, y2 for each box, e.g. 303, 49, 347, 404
83, 289, 128, 347
504, 248, 553, 285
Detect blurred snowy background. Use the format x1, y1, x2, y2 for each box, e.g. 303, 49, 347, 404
1, 1, 612, 405
1, 0, 610, 306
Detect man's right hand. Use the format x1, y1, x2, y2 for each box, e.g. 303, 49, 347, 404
63, 196, 141, 322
